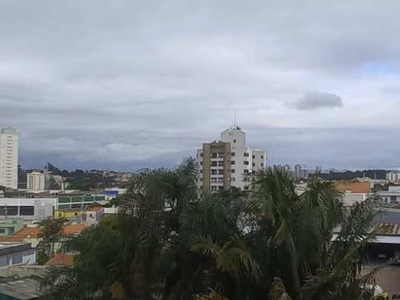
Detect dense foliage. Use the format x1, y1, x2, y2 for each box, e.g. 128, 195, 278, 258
41, 159, 378, 300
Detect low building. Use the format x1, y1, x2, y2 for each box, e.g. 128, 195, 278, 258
82, 206, 104, 226
0, 198, 55, 221
336, 181, 371, 206
378, 186, 400, 205
0, 219, 24, 236
56, 195, 106, 210
387, 172, 400, 182
0, 242, 36, 268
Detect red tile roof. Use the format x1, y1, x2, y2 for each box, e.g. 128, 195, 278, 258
45, 253, 75, 266
336, 181, 371, 194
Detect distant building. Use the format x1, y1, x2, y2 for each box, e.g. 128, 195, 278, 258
27, 171, 46, 191
0, 219, 24, 236
0, 128, 18, 190
294, 164, 302, 178
386, 172, 400, 182
0, 198, 55, 221
197, 126, 267, 192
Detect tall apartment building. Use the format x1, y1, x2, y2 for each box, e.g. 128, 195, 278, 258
197, 126, 267, 192
27, 171, 46, 191
0, 128, 19, 190
386, 171, 400, 182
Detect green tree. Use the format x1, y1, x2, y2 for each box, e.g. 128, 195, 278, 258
37, 218, 66, 264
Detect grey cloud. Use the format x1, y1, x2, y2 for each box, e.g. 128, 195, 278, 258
2, 0, 400, 170
293, 91, 343, 111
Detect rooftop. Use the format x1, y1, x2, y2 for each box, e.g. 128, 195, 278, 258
45, 253, 75, 266
0, 278, 41, 300
336, 181, 371, 193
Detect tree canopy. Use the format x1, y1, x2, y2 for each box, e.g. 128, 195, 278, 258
41, 159, 379, 300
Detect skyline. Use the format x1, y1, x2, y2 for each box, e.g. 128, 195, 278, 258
2, 1, 400, 170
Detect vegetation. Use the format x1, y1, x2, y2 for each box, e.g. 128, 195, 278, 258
37, 218, 66, 265
41, 159, 378, 300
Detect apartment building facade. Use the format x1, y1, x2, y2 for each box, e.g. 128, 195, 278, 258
27, 171, 46, 191
0, 128, 18, 190
197, 126, 267, 192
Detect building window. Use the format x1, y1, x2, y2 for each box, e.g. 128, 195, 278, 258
231, 169, 235, 173
244, 186, 249, 190
211, 161, 217, 166
211, 186, 217, 191
231, 160, 235, 165
218, 186, 224, 190
211, 170, 217, 175
244, 169, 249, 174
244, 152, 249, 157
211, 153, 217, 158
218, 170, 224, 175
200, 153, 203, 157
391, 196, 397, 203
252, 163, 255, 167
261, 163, 264, 167
200, 170, 203, 173
20, 206, 34, 216
231, 152, 235, 156
211, 178, 217, 183
218, 161, 224, 166
231, 177, 235, 182
0, 229, 5, 234
261, 155, 264, 159
233, 139, 236, 143
244, 161, 249, 165
252, 155, 255, 159
218, 152, 224, 158
200, 161, 203, 165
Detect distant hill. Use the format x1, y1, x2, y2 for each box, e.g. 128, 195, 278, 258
319, 169, 388, 181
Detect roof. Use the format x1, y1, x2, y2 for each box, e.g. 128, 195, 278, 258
0, 278, 41, 299
45, 253, 75, 266
336, 181, 371, 193
86, 206, 104, 212
63, 224, 86, 235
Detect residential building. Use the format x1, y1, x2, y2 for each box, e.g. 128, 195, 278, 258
27, 171, 46, 191
0, 242, 36, 268
82, 206, 104, 226
335, 181, 371, 206
378, 186, 400, 205
0, 219, 24, 236
0, 128, 18, 190
294, 164, 302, 178
197, 126, 267, 191
387, 172, 400, 182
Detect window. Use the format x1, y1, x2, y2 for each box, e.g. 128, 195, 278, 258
261, 163, 264, 167
231, 160, 235, 165
244, 169, 249, 174
211, 161, 217, 166
218, 170, 224, 175
231, 152, 235, 156
231, 177, 236, 182
231, 169, 235, 173
0, 257, 7, 267
218, 161, 224, 166
211, 170, 217, 175
200, 169, 203, 173
211, 178, 217, 183
218, 186, 224, 190
211, 186, 217, 191
391, 196, 397, 203
261, 155, 264, 159
20, 206, 34, 216
244, 186, 249, 191
58, 213, 63, 217
0, 206, 18, 216
74, 212, 79, 216
200, 153, 203, 157
0, 229, 5, 234
12, 254, 22, 265
218, 152, 224, 158
244, 152, 249, 157
89, 214, 93, 218
233, 139, 236, 143
211, 153, 217, 158
244, 161, 249, 165
252, 163, 255, 167
200, 161, 203, 165
252, 155, 255, 159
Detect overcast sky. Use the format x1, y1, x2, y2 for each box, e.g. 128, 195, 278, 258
1, 1, 400, 171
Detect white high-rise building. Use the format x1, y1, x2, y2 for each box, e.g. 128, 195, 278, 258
197, 126, 267, 192
0, 128, 19, 190
27, 171, 46, 191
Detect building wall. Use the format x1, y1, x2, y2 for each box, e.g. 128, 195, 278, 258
0, 128, 18, 190
0, 249, 36, 268
27, 172, 46, 191
0, 219, 24, 236
54, 209, 82, 219
0, 198, 55, 221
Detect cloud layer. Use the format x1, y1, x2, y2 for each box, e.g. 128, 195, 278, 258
294, 91, 343, 110
1, 0, 400, 170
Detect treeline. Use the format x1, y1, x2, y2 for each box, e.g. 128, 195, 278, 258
320, 169, 388, 180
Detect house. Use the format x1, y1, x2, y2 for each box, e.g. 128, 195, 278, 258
335, 181, 371, 206
82, 206, 104, 226
0, 242, 36, 268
